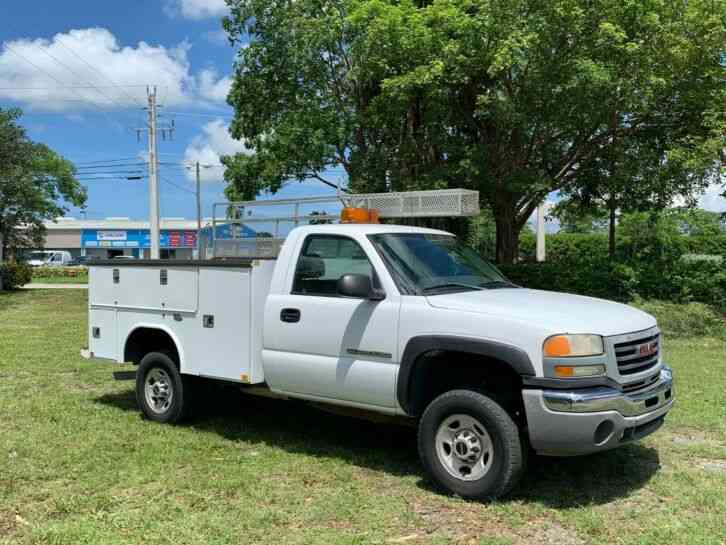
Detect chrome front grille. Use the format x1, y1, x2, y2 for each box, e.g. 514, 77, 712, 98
621, 372, 660, 393
614, 333, 660, 376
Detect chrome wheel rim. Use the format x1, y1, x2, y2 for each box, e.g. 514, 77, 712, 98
435, 414, 494, 481
144, 368, 173, 414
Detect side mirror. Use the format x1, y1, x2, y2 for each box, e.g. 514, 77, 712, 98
337, 273, 386, 301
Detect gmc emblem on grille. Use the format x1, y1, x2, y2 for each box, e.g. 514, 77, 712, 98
639, 341, 658, 357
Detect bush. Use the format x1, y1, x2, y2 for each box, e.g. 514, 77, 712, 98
500, 229, 726, 308
32, 266, 88, 279
500, 259, 637, 301
0, 262, 32, 290
630, 299, 726, 339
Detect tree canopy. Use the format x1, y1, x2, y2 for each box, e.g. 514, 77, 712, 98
0, 108, 86, 257
223, 0, 725, 263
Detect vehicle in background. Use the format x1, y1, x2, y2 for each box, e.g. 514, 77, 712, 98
25, 250, 73, 267
111, 255, 137, 260
69, 256, 100, 267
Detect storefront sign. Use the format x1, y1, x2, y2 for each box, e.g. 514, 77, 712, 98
97, 231, 127, 241
82, 229, 198, 249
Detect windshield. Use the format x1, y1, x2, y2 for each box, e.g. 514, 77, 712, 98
369, 233, 514, 295
27, 252, 51, 262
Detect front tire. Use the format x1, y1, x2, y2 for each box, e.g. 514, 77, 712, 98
418, 389, 525, 500
136, 351, 193, 423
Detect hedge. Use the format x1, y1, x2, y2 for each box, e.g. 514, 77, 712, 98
501, 232, 726, 308
0, 262, 32, 290
31, 266, 89, 279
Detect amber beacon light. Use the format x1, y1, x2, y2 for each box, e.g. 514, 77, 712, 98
340, 207, 380, 224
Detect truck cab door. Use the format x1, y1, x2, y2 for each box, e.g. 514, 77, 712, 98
263, 234, 400, 409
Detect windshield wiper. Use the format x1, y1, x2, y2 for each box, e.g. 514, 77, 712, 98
422, 282, 485, 294
480, 280, 518, 289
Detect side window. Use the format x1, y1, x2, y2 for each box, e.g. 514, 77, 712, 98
292, 235, 374, 296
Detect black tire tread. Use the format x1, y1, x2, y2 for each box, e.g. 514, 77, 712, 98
136, 351, 194, 423
418, 389, 525, 500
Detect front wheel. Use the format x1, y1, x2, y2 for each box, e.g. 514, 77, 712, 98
418, 389, 525, 500
136, 351, 193, 423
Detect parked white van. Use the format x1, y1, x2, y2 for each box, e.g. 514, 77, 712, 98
26, 250, 73, 267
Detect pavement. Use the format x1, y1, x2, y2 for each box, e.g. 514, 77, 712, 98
23, 283, 88, 289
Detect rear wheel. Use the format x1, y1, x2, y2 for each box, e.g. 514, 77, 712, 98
418, 389, 525, 500
136, 351, 193, 423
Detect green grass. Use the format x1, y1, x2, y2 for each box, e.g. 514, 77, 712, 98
29, 276, 88, 285
1, 291, 725, 545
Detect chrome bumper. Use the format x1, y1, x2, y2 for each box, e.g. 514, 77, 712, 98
542, 366, 673, 416
522, 367, 674, 456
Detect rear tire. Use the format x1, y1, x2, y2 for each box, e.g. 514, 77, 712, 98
418, 389, 525, 500
136, 351, 193, 423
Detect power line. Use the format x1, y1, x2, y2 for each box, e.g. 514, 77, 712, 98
17, 111, 130, 118
76, 171, 146, 176
73, 157, 145, 164
0, 85, 152, 90
30, 42, 135, 125
54, 36, 147, 110
2, 43, 130, 129
160, 174, 196, 195
162, 110, 234, 119
159, 161, 224, 168
76, 176, 146, 181
75, 162, 147, 170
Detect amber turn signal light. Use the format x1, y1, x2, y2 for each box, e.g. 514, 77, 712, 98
554, 364, 606, 378
543, 335, 571, 357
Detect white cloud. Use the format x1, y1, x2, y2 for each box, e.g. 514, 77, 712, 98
183, 119, 249, 182
196, 68, 232, 103
166, 0, 229, 20
0, 28, 231, 111
698, 183, 726, 213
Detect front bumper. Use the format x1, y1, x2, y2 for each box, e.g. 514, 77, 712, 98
523, 366, 674, 456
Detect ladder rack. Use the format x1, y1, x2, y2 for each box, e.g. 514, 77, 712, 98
201, 189, 479, 259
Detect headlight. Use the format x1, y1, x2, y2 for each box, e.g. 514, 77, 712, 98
543, 334, 604, 358
543, 334, 606, 378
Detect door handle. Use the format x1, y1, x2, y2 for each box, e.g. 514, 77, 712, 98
280, 308, 301, 323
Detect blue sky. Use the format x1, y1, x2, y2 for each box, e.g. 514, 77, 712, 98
0, 0, 339, 222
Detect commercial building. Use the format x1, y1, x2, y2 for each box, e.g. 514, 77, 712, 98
41, 218, 202, 260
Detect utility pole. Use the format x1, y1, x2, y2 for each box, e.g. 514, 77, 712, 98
147, 87, 160, 259
196, 161, 202, 259
536, 204, 546, 262
136, 87, 174, 259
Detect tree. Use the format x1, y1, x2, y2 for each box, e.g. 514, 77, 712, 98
223, 0, 726, 263
0, 108, 86, 260
670, 208, 725, 236
552, 111, 719, 256
549, 202, 608, 235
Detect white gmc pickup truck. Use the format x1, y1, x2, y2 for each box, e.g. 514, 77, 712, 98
85, 223, 674, 499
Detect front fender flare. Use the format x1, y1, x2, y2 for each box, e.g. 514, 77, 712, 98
397, 335, 535, 415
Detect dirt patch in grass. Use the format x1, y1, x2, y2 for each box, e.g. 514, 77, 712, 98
397, 496, 585, 545
0, 511, 26, 538
670, 429, 710, 446
697, 458, 726, 473
398, 496, 517, 544
518, 521, 584, 545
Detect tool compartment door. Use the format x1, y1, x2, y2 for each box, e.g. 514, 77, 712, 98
190, 267, 252, 382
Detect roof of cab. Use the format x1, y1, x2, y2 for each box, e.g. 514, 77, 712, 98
291, 223, 453, 237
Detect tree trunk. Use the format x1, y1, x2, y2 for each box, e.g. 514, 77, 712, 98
495, 208, 520, 265
608, 194, 616, 259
